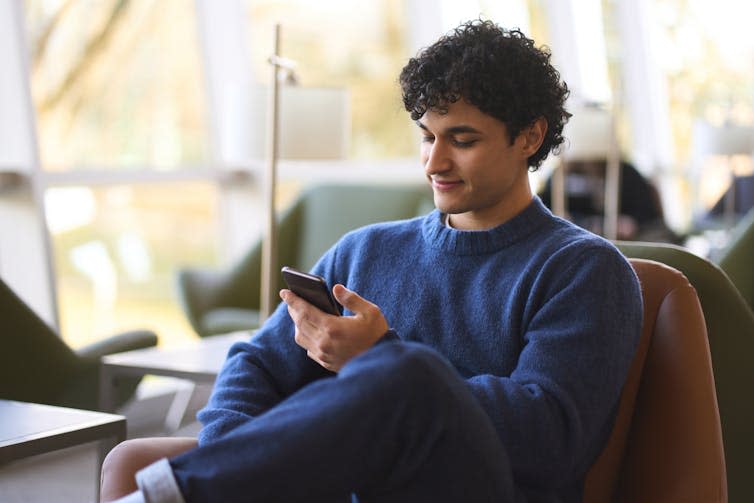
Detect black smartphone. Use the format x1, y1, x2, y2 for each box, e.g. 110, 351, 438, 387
281, 266, 341, 316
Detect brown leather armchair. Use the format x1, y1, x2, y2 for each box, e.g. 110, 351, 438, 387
101, 259, 727, 501
585, 258, 727, 502
615, 241, 753, 501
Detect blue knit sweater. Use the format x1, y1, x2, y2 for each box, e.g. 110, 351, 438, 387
197, 197, 643, 498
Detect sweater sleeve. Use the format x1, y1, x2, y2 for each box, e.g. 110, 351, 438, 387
196, 250, 341, 445
466, 243, 642, 489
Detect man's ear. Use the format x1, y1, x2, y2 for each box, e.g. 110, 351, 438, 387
517, 117, 548, 157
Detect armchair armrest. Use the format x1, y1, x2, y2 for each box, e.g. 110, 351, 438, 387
76, 329, 158, 360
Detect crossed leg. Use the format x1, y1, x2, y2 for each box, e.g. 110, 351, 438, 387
101, 342, 518, 502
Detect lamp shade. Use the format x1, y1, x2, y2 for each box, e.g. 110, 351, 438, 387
248, 85, 350, 160
560, 106, 613, 161
691, 120, 754, 159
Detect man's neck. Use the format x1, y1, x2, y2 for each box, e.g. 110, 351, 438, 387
445, 193, 535, 231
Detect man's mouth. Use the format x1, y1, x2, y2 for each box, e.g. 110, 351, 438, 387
431, 179, 463, 191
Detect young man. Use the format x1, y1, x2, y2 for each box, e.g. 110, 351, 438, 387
107, 20, 642, 502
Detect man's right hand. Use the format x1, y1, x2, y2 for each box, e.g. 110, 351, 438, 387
280, 284, 389, 372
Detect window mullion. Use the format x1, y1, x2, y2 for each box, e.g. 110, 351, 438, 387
194, 0, 264, 265
0, 0, 59, 328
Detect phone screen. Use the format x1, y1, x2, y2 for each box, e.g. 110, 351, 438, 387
281, 266, 341, 316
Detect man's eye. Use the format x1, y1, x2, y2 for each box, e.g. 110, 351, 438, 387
452, 138, 476, 148
421, 135, 435, 143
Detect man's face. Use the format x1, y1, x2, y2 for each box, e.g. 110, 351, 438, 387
418, 100, 537, 230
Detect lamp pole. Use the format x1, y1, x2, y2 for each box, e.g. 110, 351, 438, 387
260, 24, 282, 321
603, 108, 621, 241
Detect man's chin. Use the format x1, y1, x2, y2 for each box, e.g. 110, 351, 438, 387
434, 205, 466, 217
432, 195, 461, 216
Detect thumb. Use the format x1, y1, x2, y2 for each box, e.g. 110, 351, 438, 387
332, 284, 371, 315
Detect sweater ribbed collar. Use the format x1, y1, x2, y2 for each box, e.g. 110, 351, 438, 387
421, 196, 553, 256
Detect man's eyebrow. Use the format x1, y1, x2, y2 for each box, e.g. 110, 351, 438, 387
415, 121, 483, 135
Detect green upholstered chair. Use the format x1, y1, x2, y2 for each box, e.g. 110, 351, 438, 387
615, 240, 754, 502
715, 208, 754, 314
0, 277, 158, 411
176, 183, 434, 338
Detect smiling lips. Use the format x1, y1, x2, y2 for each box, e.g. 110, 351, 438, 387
431, 178, 464, 191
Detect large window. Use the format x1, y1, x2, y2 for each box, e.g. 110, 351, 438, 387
48, 182, 219, 348
245, 0, 416, 159
652, 0, 754, 225
25, 0, 209, 169
24, 0, 216, 347
651, 0, 754, 159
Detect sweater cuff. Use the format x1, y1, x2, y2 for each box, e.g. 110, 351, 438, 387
135, 458, 186, 503
376, 328, 399, 345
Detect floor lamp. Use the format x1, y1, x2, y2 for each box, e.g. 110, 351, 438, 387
554, 104, 621, 240
257, 25, 350, 321
260, 23, 288, 321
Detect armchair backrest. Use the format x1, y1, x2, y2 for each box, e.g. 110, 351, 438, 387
716, 207, 754, 312
292, 183, 434, 271
584, 258, 726, 502
614, 241, 754, 502
0, 277, 80, 404
275, 183, 433, 292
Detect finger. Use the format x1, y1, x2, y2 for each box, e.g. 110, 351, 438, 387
280, 289, 305, 309
281, 289, 326, 326
332, 284, 377, 316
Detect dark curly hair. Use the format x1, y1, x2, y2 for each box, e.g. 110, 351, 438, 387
399, 19, 570, 170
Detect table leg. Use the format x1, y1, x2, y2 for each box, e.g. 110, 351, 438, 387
99, 364, 115, 413
164, 381, 196, 434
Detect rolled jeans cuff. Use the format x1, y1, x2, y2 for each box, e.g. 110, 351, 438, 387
135, 458, 186, 503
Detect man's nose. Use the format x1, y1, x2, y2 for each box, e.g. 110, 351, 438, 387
423, 141, 451, 175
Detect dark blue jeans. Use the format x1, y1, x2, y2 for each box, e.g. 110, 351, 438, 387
170, 341, 519, 502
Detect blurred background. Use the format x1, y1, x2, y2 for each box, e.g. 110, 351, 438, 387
2, 0, 753, 349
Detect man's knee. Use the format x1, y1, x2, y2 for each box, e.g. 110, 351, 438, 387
100, 437, 197, 502
389, 342, 457, 382
345, 342, 462, 399
101, 439, 149, 501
